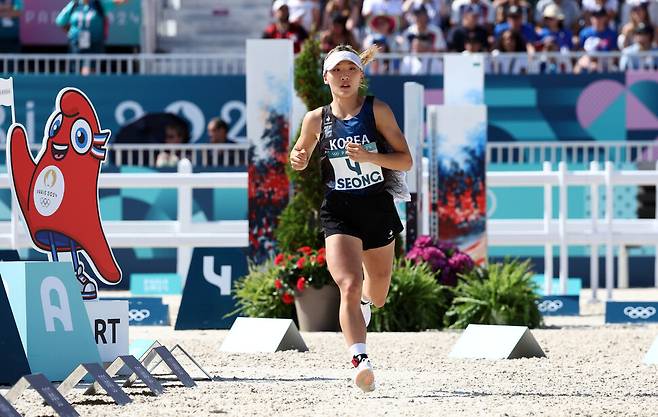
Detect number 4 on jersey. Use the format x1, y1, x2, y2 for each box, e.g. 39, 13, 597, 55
345, 159, 362, 176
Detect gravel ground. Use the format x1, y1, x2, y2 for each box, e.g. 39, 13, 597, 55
3, 288, 658, 417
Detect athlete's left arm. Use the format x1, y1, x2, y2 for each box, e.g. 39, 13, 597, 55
345, 99, 413, 171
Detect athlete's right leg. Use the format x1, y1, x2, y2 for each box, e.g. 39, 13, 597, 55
326, 233, 365, 345
326, 233, 375, 392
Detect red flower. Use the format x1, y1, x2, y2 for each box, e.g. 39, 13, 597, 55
281, 293, 294, 304
296, 257, 306, 269
316, 254, 326, 266
274, 279, 283, 289
296, 276, 306, 291
274, 253, 285, 266
318, 247, 326, 256
298, 246, 312, 255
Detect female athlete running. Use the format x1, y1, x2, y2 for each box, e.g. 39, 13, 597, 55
290, 44, 412, 392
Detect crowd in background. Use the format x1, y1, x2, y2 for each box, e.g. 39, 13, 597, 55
262, 0, 658, 73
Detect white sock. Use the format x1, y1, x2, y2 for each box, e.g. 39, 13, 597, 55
349, 343, 367, 358
361, 295, 371, 305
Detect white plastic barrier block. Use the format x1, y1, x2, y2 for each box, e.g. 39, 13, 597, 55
220, 318, 308, 353
643, 336, 658, 365
85, 300, 128, 363
449, 324, 546, 360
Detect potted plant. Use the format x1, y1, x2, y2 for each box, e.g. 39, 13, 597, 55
274, 246, 340, 331
445, 259, 543, 329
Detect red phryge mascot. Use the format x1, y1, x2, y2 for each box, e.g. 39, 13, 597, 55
7, 88, 122, 300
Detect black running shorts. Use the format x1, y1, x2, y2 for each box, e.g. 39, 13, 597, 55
320, 190, 404, 250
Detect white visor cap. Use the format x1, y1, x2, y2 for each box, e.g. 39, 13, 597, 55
323, 51, 363, 74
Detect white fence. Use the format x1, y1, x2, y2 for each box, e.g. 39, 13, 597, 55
1, 51, 656, 76
487, 161, 658, 301
4, 160, 247, 279
1, 157, 655, 298
35, 141, 655, 168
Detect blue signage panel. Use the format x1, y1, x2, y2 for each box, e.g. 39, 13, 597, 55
130, 273, 182, 295
606, 301, 658, 324
175, 247, 248, 330
0, 276, 31, 384
0, 262, 101, 381
102, 297, 169, 326
533, 276, 582, 296
536, 295, 580, 316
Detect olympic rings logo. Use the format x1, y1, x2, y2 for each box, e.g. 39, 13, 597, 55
536, 299, 564, 313
623, 306, 657, 320
128, 309, 151, 322
39, 197, 51, 207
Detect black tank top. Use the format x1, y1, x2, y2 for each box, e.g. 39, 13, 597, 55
319, 96, 392, 196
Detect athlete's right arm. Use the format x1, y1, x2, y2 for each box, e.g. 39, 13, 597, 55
290, 108, 322, 171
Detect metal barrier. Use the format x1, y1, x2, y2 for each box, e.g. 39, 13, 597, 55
1, 51, 657, 76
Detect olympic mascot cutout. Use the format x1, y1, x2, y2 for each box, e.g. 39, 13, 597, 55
6, 87, 122, 300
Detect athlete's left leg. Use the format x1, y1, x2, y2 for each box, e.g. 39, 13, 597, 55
361, 240, 396, 308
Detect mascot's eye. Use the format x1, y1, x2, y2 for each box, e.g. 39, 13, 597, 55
48, 113, 63, 138
70, 119, 93, 154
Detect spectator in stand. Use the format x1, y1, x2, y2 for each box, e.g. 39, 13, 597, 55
156, 121, 190, 168
207, 117, 237, 166
263, 1, 309, 54
620, 22, 658, 69
463, 30, 485, 52
365, 35, 392, 74
398, 5, 446, 51
208, 118, 234, 145
448, 6, 490, 51
575, 6, 618, 73
56, 1, 125, 52
451, 0, 496, 29
322, 0, 360, 31
579, 6, 617, 51
400, 35, 443, 74
538, 36, 571, 72
286, 0, 321, 33
494, 4, 537, 51
493, 0, 532, 24
535, 0, 580, 31
362, 0, 404, 22
402, 0, 450, 28
491, 29, 528, 73
0, 0, 21, 53
321, 13, 361, 52
618, 2, 653, 49
56, 0, 126, 75
581, 0, 618, 25
363, 14, 399, 51
621, 0, 658, 32
537, 4, 574, 51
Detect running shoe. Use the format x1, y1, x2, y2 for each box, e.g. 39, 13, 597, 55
352, 354, 375, 392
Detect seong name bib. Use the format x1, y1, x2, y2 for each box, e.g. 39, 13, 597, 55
328, 142, 384, 191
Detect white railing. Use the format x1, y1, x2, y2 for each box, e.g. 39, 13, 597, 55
26, 141, 652, 168
3, 159, 248, 279
369, 51, 657, 75
487, 161, 658, 301
27, 143, 250, 167
0, 53, 245, 76
2, 51, 657, 75
486, 141, 658, 166
0, 156, 654, 299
